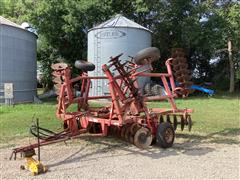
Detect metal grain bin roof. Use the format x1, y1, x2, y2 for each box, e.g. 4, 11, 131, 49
0, 16, 37, 37
0, 16, 23, 29
89, 14, 152, 33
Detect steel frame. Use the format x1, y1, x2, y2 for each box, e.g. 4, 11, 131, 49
12, 54, 192, 156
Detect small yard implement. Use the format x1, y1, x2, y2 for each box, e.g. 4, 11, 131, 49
11, 47, 193, 171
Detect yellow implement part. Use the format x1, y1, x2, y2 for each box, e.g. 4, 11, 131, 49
21, 157, 47, 176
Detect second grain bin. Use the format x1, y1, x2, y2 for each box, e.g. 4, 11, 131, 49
88, 14, 152, 96
0, 16, 37, 104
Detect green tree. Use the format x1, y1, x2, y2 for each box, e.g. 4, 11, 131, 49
1, 0, 239, 92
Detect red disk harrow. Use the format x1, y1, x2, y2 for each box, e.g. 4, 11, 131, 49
12, 47, 193, 159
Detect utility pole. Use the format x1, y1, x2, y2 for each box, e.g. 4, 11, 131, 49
216, 39, 235, 93
228, 39, 234, 93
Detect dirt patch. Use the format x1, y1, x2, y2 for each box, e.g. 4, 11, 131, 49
0, 135, 239, 179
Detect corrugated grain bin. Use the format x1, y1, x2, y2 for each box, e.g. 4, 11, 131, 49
0, 16, 37, 103
88, 14, 152, 96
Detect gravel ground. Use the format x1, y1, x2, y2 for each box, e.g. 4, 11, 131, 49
0, 135, 239, 179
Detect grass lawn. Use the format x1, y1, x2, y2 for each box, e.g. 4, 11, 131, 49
0, 94, 239, 144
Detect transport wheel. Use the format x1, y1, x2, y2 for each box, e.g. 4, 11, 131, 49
134, 127, 152, 149
156, 122, 175, 148
74, 60, 95, 71
134, 47, 160, 65
151, 84, 164, 96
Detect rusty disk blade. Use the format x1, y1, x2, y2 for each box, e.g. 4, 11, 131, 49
120, 126, 127, 139
175, 57, 187, 63
176, 76, 185, 82
159, 115, 164, 123
173, 115, 178, 130
174, 69, 191, 76
116, 127, 122, 137
133, 127, 152, 149
166, 115, 171, 124
130, 123, 140, 135
180, 116, 185, 131
173, 65, 181, 71
124, 125, 132, 142
179, 63, 188, 69
171, 49, 185, 58
108, 126, 114, 136
129, 135, 134, 144
112, 126, 119, 136
180, 75, 192, 81
172, 58, 180, 66
187, 116, 192, 132
51, 63, 68, 70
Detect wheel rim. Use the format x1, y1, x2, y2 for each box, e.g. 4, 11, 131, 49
138, 132, 147, 144
164, 128, 174, 143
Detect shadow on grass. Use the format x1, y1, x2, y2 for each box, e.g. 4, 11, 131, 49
177, 128, 240, 145
41, 97, 57, 105
47, 128, 239, 168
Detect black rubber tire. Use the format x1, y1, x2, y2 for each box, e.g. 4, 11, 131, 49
143, 83, 152, 95
134, 47, 160, 65
75, 60, 95, 71
156, 122, 175, 148
151, 84, 165, 96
